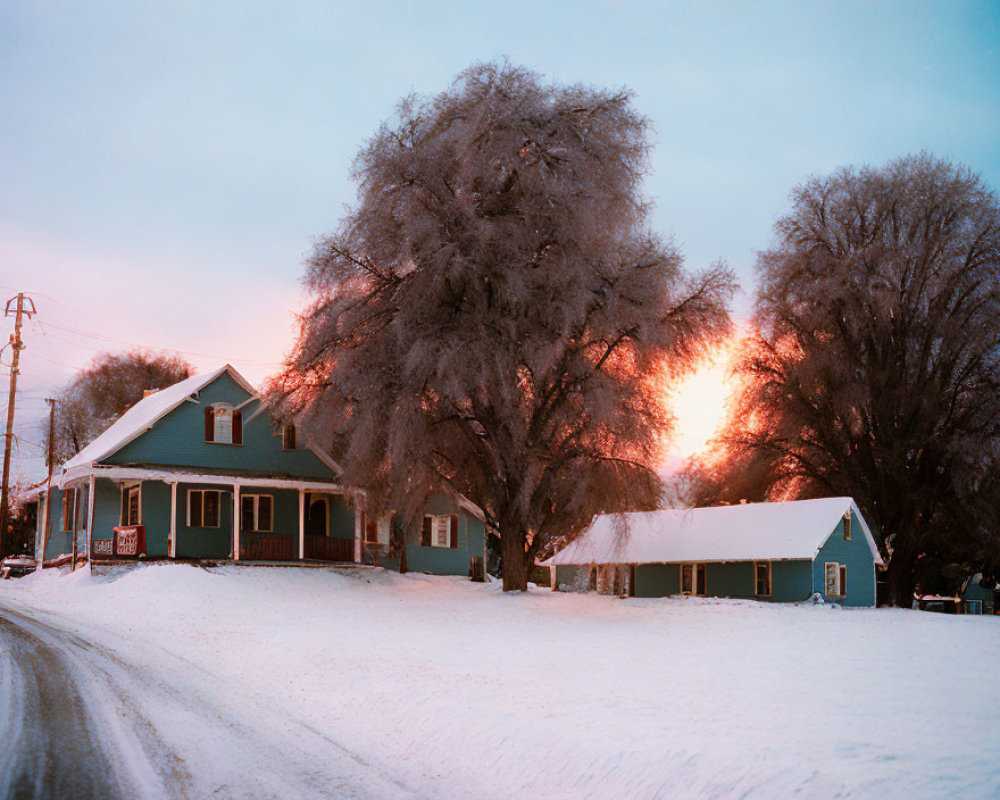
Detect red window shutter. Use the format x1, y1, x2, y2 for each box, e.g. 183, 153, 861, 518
421, 516, 432, 546
232, 410, 243, 444
449, 515, 459, 549
204, 407, 215, 442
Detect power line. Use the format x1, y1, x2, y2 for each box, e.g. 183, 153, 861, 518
34, 318, 283, 367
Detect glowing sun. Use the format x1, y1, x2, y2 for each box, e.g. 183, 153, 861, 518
665, 341, 739, 462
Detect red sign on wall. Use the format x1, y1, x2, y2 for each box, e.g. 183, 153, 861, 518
113, 525, 146, 557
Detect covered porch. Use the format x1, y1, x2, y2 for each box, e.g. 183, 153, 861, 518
58, 465, 361, 566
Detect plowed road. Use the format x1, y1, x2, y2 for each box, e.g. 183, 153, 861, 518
0, 604, 416, 800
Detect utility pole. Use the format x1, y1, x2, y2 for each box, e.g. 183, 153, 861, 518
39, 397, 56, 571
0, 292, 36, 557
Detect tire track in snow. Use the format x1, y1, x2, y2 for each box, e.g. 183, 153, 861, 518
0, 602, 421, 800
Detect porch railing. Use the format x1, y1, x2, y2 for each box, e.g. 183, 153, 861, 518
303, 535, 355, 562
241, 533, 295, 561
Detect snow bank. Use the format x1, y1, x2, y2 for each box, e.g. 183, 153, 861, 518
2, 565, 997, 799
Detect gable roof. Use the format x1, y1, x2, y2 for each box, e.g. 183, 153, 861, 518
542, 497, 883, 567
62, 365, 255, 472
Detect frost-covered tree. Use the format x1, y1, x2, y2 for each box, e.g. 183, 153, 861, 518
269, 62, 734, 590
690, 154, 1000, 605
47, 350, 191, 463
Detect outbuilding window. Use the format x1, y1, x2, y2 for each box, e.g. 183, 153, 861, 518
695, 563, 707, 596
187, 490, 221, 528
421, 514, 458, 548
755, 561, 772, 596
204, 402, 243, 445
240, 494, 273, 533
825, 562, 846, 596
680, 564, 693, 594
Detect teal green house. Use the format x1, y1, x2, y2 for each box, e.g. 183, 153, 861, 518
32, 365, 486, 577
543, 498, 883, 607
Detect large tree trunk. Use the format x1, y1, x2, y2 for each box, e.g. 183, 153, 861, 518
500, 528, 530, 592
885, 545, 916, 608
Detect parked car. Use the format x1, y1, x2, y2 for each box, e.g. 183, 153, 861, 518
1, 555, 37, 579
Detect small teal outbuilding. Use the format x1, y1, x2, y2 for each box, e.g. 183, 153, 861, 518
543, 498, 883, 607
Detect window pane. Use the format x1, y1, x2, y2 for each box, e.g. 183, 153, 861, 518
258, 496, 272, 531
434, 516, 449, 547
214, 405, 233, 444
696, 564, 707, 596
825, 563, 839, 595
128, 488, 140, 526
241, 495, 255, 532
190, 491, 203, 527
681, 565, 692, 593
205, 491, 219, 527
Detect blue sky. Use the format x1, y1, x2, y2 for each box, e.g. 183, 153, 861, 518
2, 0, 998, 479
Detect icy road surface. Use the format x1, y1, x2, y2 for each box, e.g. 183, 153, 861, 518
0, 602, 417, 800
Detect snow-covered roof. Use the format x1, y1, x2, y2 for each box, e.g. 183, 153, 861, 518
543, 497, 883, 567
62, 365, 255, 473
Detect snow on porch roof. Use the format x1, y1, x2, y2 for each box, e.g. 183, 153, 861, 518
543, 497, 883, 567
62, 365, 255, 473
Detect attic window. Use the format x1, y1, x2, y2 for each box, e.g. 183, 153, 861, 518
205, 403, 242, 445
283, 423, 297, 450
843, 512, 852, 541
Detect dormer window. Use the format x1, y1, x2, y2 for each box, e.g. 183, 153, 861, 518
204, 402, 243, 445
282, 423, 297, 450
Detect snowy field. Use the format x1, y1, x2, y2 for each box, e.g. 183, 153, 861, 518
1, 564, 997, 800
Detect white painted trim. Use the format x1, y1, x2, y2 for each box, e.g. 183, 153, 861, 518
36, 490, 47, 570
298, 489, 305, 561
237, 493, 274, 533
233, 483, 241, 561
169, 482, 177, 558
86, 476, 95, 568
353, 507, 362, 563
63, 465, 344, 494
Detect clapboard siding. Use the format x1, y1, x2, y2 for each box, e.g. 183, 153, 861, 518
104, 372, 337, 480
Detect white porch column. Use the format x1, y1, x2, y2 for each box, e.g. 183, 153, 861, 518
169, 482, 178, 558
353, 506, 362, 564
86, 476, 95, 572
36, 490, 48, 572
233, 483, 241, 562
298, 489, 305, 561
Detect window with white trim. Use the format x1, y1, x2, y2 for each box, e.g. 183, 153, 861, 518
240, 494, 273, 533
825, 562, 846, 596
187, 489, 221, 528
421, 514, 457, 549
205, 402, 243, 445
121, 484, 141, 526
363, 512, 392, 546
843, 512, 852, 541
